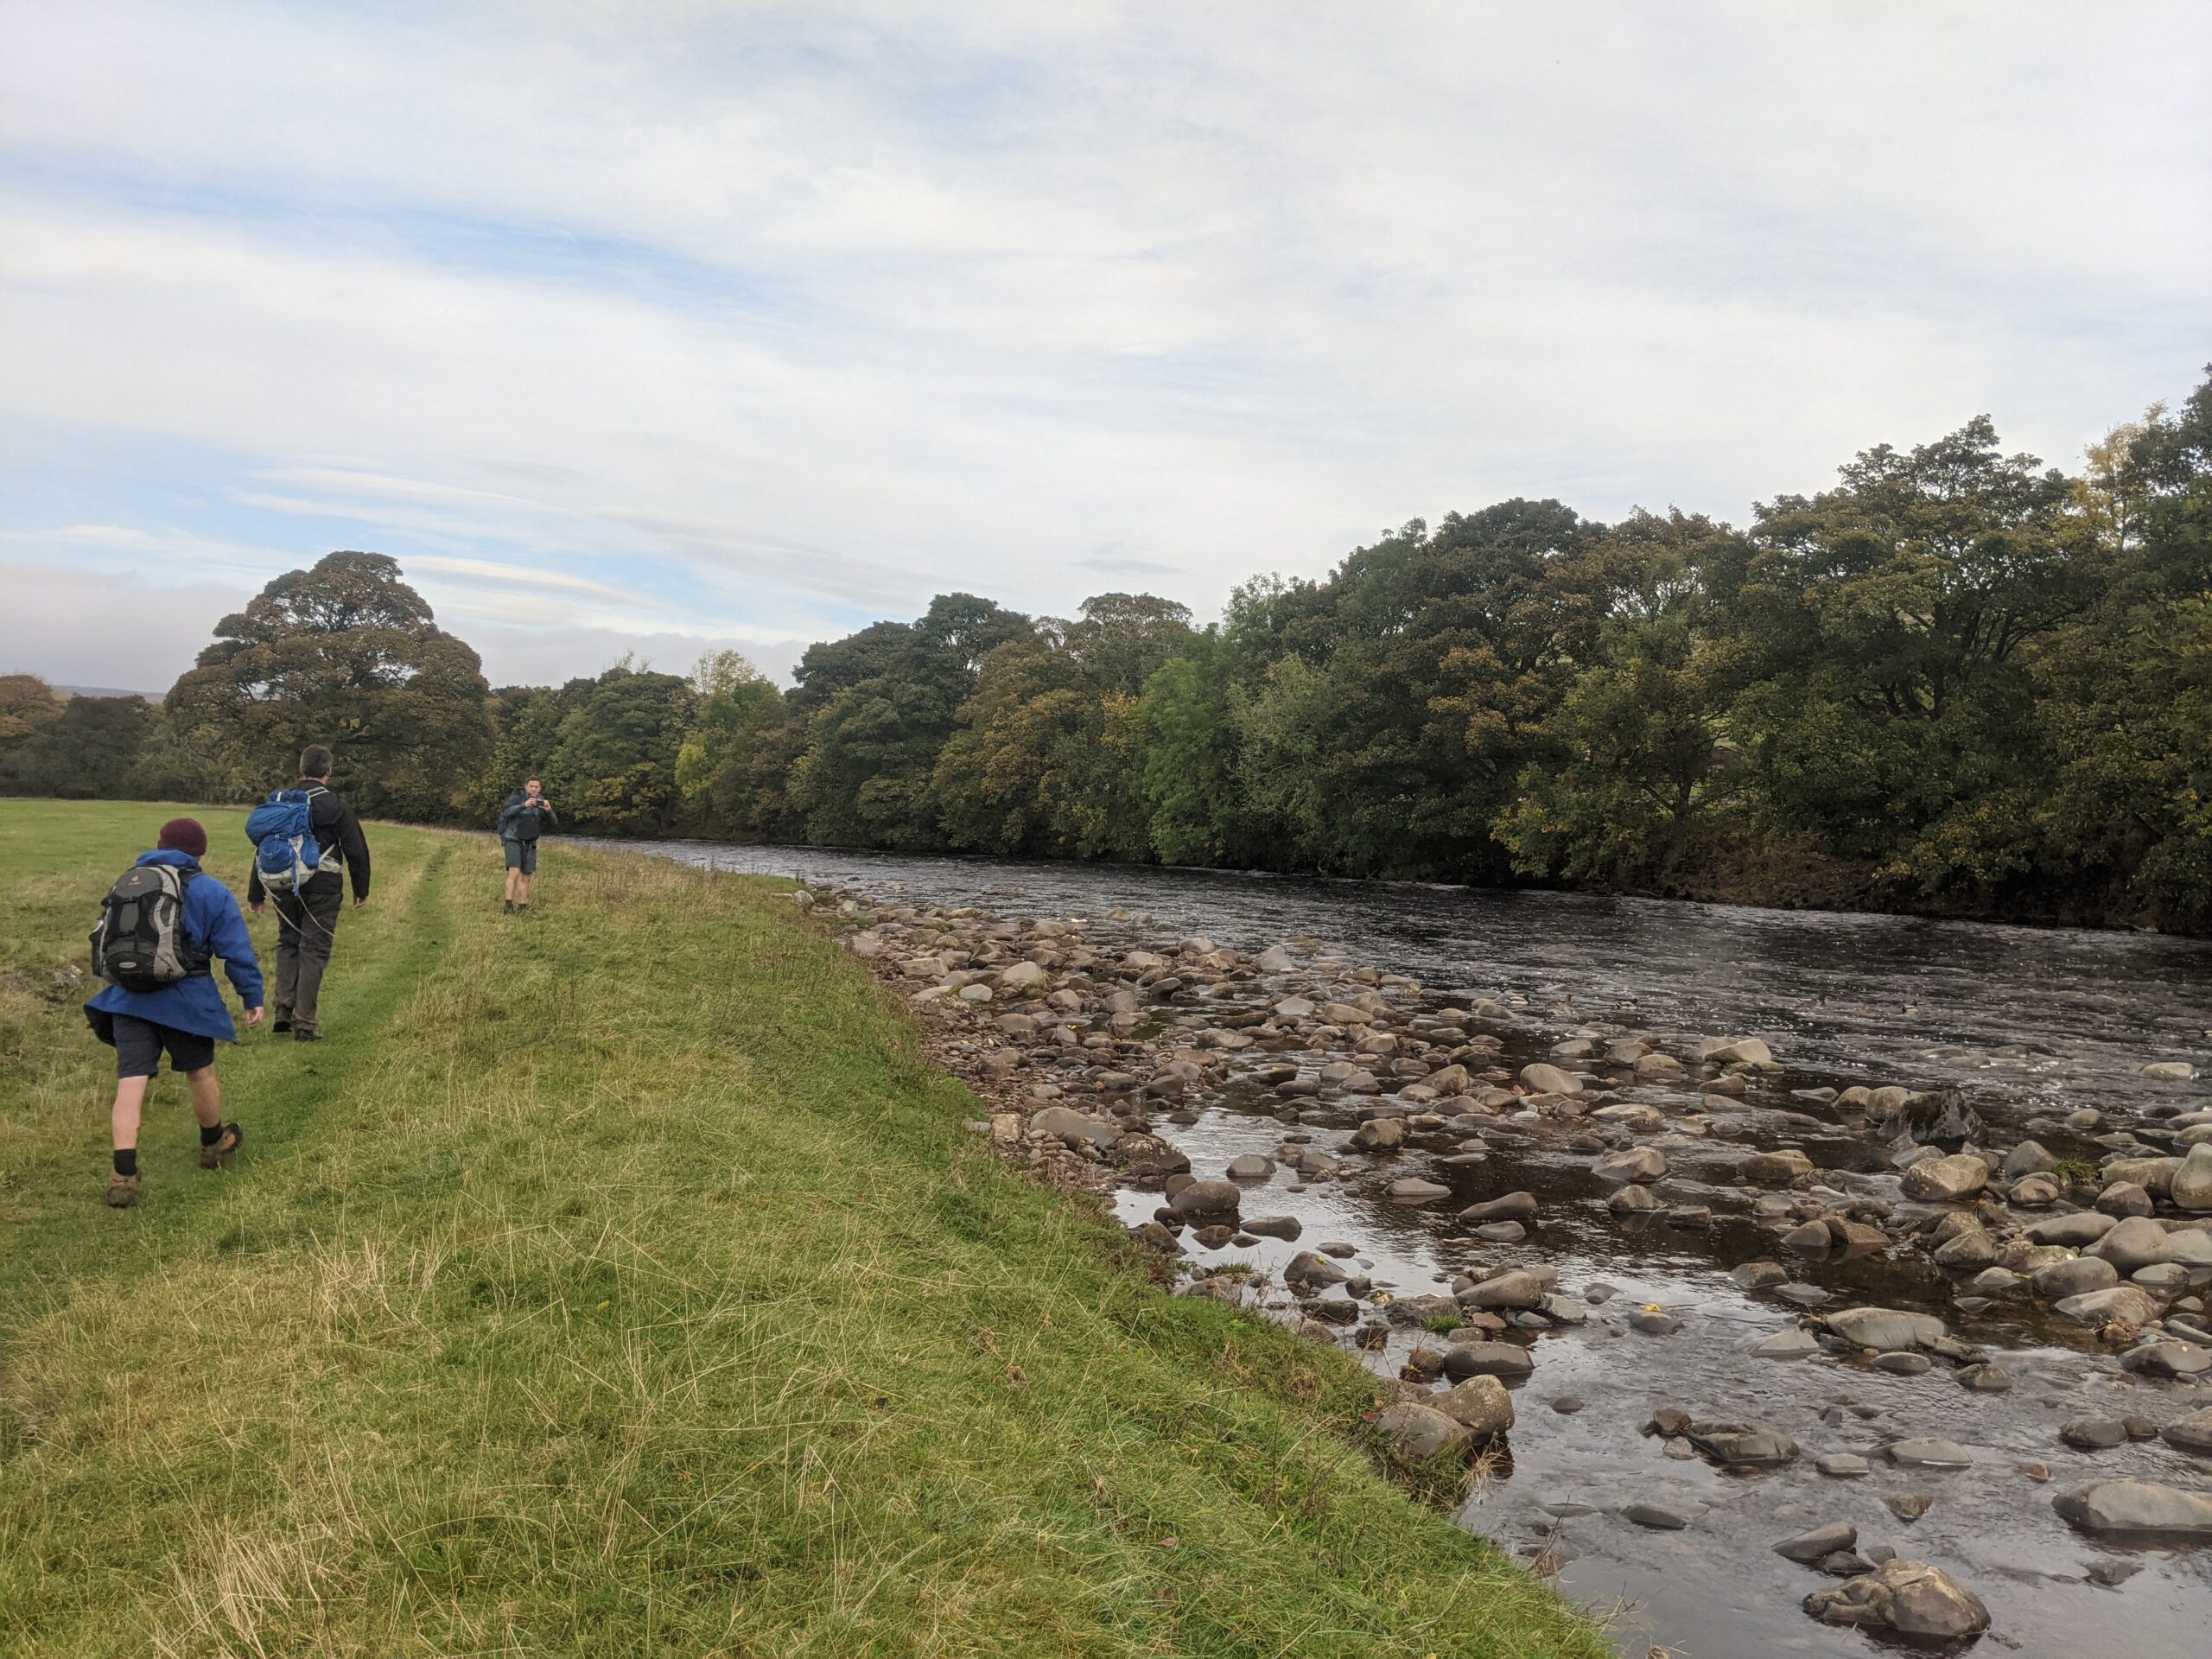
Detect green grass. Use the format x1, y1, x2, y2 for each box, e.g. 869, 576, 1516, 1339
0, 799, 1607, 1659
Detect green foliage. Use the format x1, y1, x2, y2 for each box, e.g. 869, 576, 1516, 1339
12, 367, 2210, 931
167, 551, 493, 819
0, 694, 152, 798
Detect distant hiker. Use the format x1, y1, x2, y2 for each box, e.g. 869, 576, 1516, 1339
85, 817, 263, 1207
497, 778, 557, 913
246, 744, 371, 1041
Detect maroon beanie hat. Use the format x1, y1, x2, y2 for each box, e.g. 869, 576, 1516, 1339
157, 817, 209, 858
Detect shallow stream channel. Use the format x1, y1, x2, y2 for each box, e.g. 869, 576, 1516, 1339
613, 840, 2212, 1657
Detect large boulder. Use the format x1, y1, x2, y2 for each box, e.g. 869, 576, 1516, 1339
1742, 1148, 1815, 1185
1169, 1180, 1243, 1221
1518, 1062, 1582, 1096
2101, 1156, 2181, 1196
1441, 1341, 1535, 1381
2054, 1480, 2212, 1536
1688, 1421, 1799, 1467
1373, 1402, 1471, 1462
2087, 1215, 2174, 1272
1821, 1307, 1948, 1352
1283, 1251, 1350, 1290
2031, 1256, 2120, 1300
1899, 1154, 1989, 1203
1462, 1269, 1547, 1310
2161, 1407, 2212, 1454
1027, 1106, 1121, 1146
1592, 1146, 1669, 1184
2172, 1142, 2212, 1211
1350, 1116, 1408, 1152
1458, 1191, 1538, 1225
1435, 1374, 1516, 1437
1895, 1090, 1986, 1150
2052, 1285, 2162, 1326
2023, 1211, 2114, 1247
1802, 1559, 1989, 1642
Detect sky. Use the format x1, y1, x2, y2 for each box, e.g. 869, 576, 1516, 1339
3, 2, 2208, 694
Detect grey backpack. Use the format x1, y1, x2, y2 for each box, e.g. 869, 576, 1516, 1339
91, 865, 206, 991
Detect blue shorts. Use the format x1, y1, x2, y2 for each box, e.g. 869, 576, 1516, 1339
503, 838, 538, 874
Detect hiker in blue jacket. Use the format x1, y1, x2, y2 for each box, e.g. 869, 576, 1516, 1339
84, 817, 264, 1208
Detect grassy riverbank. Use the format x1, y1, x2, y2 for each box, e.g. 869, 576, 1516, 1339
0, 800, 1607, 1659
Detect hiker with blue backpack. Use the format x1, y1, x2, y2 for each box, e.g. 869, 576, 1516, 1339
245, 745, 371, 1042
85, 817, 263, 1207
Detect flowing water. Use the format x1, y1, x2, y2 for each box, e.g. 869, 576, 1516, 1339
611, 840, 2212, 1656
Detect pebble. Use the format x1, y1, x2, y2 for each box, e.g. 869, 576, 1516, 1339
1815, 1453, 1871, 1478
1622, 1503, 1691, 1530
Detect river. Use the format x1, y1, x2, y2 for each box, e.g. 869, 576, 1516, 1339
608, 839, 2212, 1657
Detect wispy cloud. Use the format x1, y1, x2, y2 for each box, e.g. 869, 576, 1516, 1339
3, 1, 2207, 695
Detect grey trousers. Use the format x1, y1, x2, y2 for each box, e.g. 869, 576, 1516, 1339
272, 877, 345, 1034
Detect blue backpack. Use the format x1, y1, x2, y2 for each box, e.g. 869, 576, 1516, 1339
245, 786, 326, 893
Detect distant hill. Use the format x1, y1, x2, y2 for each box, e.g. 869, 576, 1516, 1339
53, 684, 160, 702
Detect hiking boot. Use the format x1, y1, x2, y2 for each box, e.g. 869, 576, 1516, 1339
272, 1014, 291, 1033
503, 899, 515, 914
199, 1123, 245, 1168
105, 1172, 142, 1207
294, 1029, 321, 1043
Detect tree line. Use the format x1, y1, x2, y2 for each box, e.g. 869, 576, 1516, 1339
5, 371, 2207, 931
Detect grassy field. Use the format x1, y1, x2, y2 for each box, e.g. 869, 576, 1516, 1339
0, 799, 1608, 1659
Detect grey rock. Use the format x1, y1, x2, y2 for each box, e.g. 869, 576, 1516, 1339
1899, 1154, 1989, 1203
1283, 1250, 1350, 1289
2120, 1340, 2211, 1379
1885, 1438, 1973, 1469
2031, 1255, 2120, 1300
1688, 1421, 1799, 1467
1225, 1153, 1275, 1181
1885, 1492, 1934, 1522
1518, 1062, 1582, 1096
1732, 1261, 1788, 1290
1388, 1177, 1454, 1201
1457, 1191, 1538, 1224
2054, 1479, 2212, 1536
2003, 1139, 2058, 1179
2023, 1211, 2116, 1247
1170, 1180, 1243, 1220
2171, 1141, 2212, 1211
1821, 1306, 1948, 1352
1802, 1559, 1990, 1641
2158, 1407, 2212, 1455
1754, 1330, 1819, 1359
2060, 1418, 2127, 1450
1441, 1341, 1535, 1381
1349, 1116, 1408, 1152
1775, 1522, 1858, 1564
2053, 1285, 2162, 1325
1028, 1105, 1121, 1145
2087, 1214, 2175, 1272
1630, 1310, 1683, 1335
1621, 1503, 1690, 1530
1372, 1402, 1471, 1461
1462, 1270, 1546, 1310
1815, 1453, 1871, 1478
1435, 1374, 1516, 1436
1242, 1214, 1303, 1241
1592, 1146, 1669, 1184
1607, 1183, 1661, 1214
1742, 1148, 1815, 1185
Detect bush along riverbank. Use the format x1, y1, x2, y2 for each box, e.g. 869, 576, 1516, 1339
809, 881, 2212, 1654
0, 801, 1611, 1659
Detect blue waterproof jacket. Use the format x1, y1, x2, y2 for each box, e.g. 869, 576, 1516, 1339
85, 850, 264, 1043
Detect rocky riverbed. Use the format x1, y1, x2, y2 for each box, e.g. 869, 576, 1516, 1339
782, 880, 2211, 1657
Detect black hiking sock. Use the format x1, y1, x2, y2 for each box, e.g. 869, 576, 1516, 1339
200, 1123, 226, 1147
113, 1148, 137, 1177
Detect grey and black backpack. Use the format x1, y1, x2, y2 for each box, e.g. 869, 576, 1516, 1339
91, 865, 207, 991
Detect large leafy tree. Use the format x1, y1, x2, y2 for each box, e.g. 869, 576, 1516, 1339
543, 664, 696, 836
0, 694, 152, 798
1495, 512, 1755, 888
168, 551, 493, 819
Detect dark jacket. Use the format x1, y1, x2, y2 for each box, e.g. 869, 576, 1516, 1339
247, 784, 371, 903
498, 791, 558, 842
86, 850, 264, 1043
